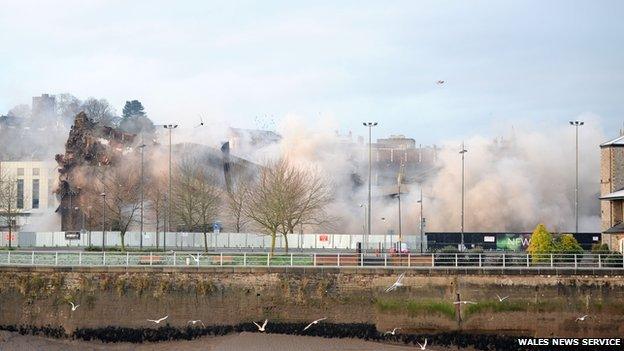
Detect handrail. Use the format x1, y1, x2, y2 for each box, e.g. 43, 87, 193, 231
0, 251, 622, 270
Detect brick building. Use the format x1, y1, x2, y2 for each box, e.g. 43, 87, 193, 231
600, 135, 624, 252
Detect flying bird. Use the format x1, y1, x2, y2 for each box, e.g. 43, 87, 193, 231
188, 320, 205, 327
385, 273, 405, 292
196, 115, 205, 127
189, 254, 200, 263
384, 327, 400, 335
453, 300, 477, 305
69, 302, 80, 311
496, 294, 509, 302
303, 317, 327, 331
576, 315, 589, 322
147, 315, 169, 324
436, 80, 445, 85
417, 338, 428, 350
253, 319, 268, 332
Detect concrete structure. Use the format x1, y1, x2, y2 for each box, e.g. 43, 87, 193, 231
0, 161, 59, 229
600, 135, 624, 252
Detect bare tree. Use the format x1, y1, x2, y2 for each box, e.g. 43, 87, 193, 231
146, 171, 167, 250
87, 164, 141, 251
225, 176, 251, 233
172, 158, 201, 234
244, 159, 333, 254
195, 169, 221, 252
82, 98, 116, 126
0, 173, 24, 248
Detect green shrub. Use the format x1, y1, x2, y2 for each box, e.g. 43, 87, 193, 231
527, 224, 554, 262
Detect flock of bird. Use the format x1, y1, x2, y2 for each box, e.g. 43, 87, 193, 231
63, 271, 593, 350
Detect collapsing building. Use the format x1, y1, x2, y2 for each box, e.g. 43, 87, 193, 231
55, 112, 136, 231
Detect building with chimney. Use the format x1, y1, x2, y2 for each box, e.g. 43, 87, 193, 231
600, 135, 624, 252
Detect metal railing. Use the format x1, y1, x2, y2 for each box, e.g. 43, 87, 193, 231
0, 251, 623, 269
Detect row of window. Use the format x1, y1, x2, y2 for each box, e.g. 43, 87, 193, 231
16, 167, 40, 176
15, 179, 41, 209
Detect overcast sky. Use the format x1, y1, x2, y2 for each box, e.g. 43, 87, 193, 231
1, 0, 622, 143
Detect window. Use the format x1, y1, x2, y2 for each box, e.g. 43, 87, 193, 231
33, 168, 40, 176
17, 179, 24, 209
17, 168, 24, 176
48, 179, 56, 208
32, 179, 40, 209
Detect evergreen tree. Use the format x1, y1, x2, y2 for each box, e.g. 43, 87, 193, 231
119, 100, 154, 134
122, 100, 146, 118
555, 234, 584, 254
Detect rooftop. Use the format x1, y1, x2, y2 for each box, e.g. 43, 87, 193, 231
600, 135, 624, 148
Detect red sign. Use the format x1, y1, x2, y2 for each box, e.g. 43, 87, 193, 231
3, 232, 16, 241
319, 234, 329, 242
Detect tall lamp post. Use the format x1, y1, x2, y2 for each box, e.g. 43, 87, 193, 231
138, 143, 146, 250
163, 124, 178, 251
359, 203, 367, 251
396, 162, 405, 251
569, 121, 584, 234
363, 122, 378, 253
459, 143, 468, 251
100, 192, 106, 252
417, 186, 424, 253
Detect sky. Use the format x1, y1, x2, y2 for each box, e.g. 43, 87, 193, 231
1, 0, 623, 144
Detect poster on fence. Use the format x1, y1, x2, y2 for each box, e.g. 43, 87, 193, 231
3, 232, 17, 242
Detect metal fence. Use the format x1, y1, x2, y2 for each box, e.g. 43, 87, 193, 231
0, 251, 623, 269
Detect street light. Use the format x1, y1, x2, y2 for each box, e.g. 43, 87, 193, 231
417, 186, 424, 253
569, 121, 584, 234
396, 162, 405, 252
459, 143, 468, 251
100, 192, 106, 252
138, 143, 146, 250
362, 121, 378, 253
163, 124, 178, 251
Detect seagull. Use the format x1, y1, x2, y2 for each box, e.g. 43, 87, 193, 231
147, 315, 169, 324
188, 320, 205, 327
253, 319, 268, 332
195, 115, 205, 127
303, 317, 327, 331
453, 300, 477, 305
69, 302, 80, 311
189, 254, 200, 263
576, 315, 589, 322
436, 80, 445, 85
496, 294, 509, 302
385, 273, 405, 292
417, 338, 428, 350
384, 327, 400, 335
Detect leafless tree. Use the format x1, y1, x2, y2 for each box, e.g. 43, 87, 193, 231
244, 158, 333, 254
195, 169, 221, 252
82, 98, 116, 126
146, 171, 167, 250
172, 158, 201, 234
0, 172, 25, 248
225, 176, 251, 233
87, 164, 141, 251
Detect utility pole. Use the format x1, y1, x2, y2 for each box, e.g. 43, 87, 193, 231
459, 143, 468, 251
139, 142, 146, 250
163, 124, 178, 251
569, 121, 584, 234
419, 186, 424, 253
362, 122, 378, 253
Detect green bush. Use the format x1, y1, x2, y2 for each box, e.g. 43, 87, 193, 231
527, 224, 554, 262
439, 245, 459, 253
591, 243, 610, 254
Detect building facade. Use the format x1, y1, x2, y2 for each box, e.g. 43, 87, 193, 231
600, 135, 624, 252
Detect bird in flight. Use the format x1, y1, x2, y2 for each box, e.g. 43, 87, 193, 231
69, 302, 80, 311
384, 327, 400, 335
576, 315, 589, 322
453, 300, 477, 305
196, 114, 205, 127
417, 338, 428, 350
436, 80, 445, 85
303, 317, 327, 331
189, 254, 200, 263
147, 315, 169, 324
253, 319, 268, 332
385, 273, 405, 292
188, 320, 205, 327
496, 294, 509, 302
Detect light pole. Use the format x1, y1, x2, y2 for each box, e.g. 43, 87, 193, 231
139, 143, 146, 250
417, 186, 424, 253
396, 162, 404, 252
359, 203, 367, 251
569, 121, 584, 234
100, 192, 106, 252
362, 122, 378, 253
459, 143, 468, 251
163, 124, 178, 251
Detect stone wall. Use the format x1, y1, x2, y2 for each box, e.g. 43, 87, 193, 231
1, 267, 623, 338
